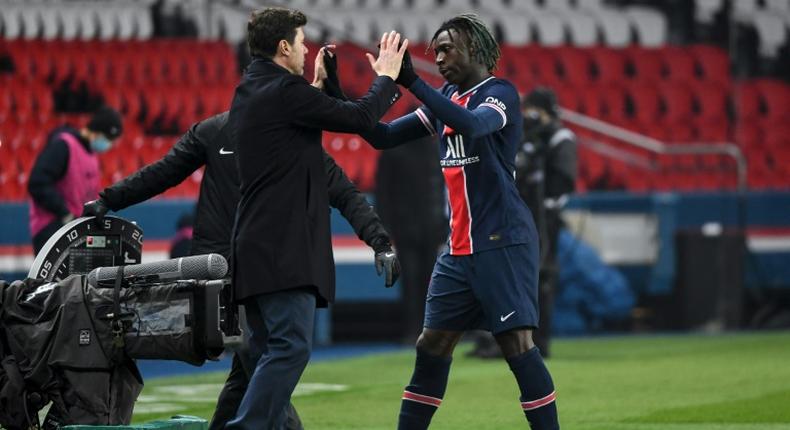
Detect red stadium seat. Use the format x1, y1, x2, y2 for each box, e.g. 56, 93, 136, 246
100, 84, 123, 111
637, 121, 669, 141
627, 83, 661, 123
87, 49, 113, 86
10, 81, 35, 123
128, 54, 153, 86
753, 79, 790, 124
555, 47, 592, 86
688, 45, 730, 86
694, 118, 730, 142
70, 54, 92, 88
184, 54, 205, 85
733, 121, 763, 149
555, 84, 583, 113
764, 126, 790, 150
145, 50, 168, 86
32, 84, 54, 122
626, 47, 664, 82
589, 47, 627, 84
0, 88, 11, 122
499, 45, 531, 90
733, 82, 760, 122
49, 49, 75, 85
666, 122, 696, 143
118, 87, 142, 121
689, 81, 729, 121
658, 81, 694, 123
577, 146, 606, 186
661, 46, 697, 82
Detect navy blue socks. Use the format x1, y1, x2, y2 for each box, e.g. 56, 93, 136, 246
397, 349, 452, 430
507, 347, 559, 429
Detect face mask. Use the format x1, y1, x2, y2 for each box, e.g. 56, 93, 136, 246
523, 110, 543, 132
90, 135, 112, 153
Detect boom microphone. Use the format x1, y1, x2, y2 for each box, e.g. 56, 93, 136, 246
87, 254, 228, 287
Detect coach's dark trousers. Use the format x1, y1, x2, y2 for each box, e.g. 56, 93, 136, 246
225, 288, 316, 430
208, 343, 303, 429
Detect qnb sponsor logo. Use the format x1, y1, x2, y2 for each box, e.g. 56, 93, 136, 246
484, 96, 506, 111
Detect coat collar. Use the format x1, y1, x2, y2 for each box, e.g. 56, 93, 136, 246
247, 56, 291, 76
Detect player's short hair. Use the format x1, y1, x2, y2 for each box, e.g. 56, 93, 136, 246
429, 14, 501, 72
247, 7, 307, 59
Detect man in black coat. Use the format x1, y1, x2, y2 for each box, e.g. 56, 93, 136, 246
83, 109, 400, 429
226, 7, 407, 429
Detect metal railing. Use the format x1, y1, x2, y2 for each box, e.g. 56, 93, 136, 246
559, 108, 748, 192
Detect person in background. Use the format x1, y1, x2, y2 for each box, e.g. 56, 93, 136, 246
169, 212, 194, 258
468, 87, 577, 360
516, 87, 577, 358
28, 105, 122, 255
375, 134, 446, 343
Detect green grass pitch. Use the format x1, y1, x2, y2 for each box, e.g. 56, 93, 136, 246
133, 331, 790, 429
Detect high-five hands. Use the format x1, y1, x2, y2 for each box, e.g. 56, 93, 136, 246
367, 31, 409, 80
312, 44, 336, 89
395, 49, 418, 88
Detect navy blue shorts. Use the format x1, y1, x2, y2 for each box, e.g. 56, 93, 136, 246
424, 244, 539, 335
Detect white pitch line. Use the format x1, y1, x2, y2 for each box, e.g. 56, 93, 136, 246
134, 382, 350, 415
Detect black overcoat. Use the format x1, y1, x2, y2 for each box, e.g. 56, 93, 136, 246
228, 57, 400, 306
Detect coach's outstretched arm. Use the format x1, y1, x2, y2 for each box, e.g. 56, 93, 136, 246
83, 116, 216, 219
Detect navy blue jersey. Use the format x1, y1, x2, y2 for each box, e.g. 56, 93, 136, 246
364, 77, 537, 255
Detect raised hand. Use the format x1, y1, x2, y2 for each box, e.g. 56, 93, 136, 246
366, 31, 409, 80
395, 49, 418, 88
322, 46, 348, 100
312, 44, 336, 89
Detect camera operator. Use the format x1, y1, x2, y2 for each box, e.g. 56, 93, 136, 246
515, 87, 577, 358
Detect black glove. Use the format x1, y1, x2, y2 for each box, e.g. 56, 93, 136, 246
395, 49, 418, 88
374, 247, 401, 288
82, 198, 109, 225
323, 47, 347, 101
